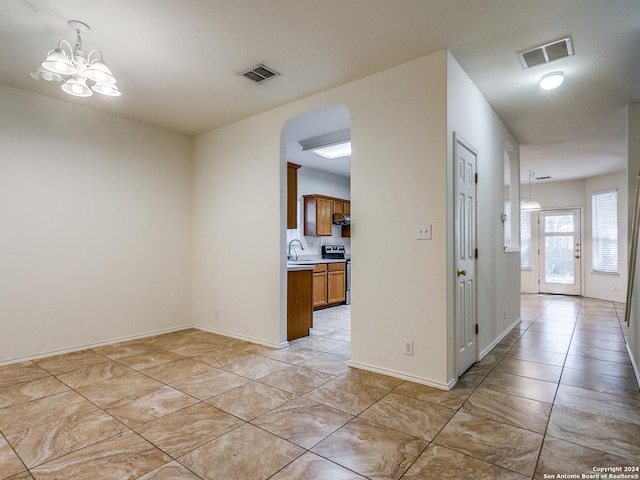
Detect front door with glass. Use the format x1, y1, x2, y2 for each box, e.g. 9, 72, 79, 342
539, 209, 582, 295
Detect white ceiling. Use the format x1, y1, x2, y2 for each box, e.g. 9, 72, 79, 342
1, 0, 638, 182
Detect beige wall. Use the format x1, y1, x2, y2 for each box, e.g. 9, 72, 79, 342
0, 84, 193, 363
627, 103, 640, 385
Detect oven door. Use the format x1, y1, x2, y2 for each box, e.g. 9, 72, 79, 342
345, 260, 351, 305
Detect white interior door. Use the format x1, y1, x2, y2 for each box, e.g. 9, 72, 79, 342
454, 136, 477, 376
539, 209, 582, 295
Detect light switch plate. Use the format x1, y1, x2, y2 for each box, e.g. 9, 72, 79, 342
416, 223, 431, 240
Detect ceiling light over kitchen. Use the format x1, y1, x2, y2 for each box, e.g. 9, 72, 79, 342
300, 129, 351, 159
539, 72, 564, 90
30, 20, 120, 97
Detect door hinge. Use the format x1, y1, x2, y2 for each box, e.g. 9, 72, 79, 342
475, 324, 479, 335
475, 172, 478, 184
475, 248, 478, 259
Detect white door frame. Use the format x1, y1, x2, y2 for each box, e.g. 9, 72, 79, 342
453, 134, 478, 376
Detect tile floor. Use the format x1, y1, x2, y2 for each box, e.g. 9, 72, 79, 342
0, 296, 638, 479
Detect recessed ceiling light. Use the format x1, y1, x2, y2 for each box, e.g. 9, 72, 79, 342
299, 129, 351, 159
309, 141, 351, 159
540, 72, 564, 90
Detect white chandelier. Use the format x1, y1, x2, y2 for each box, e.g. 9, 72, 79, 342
31, 20, 120, 97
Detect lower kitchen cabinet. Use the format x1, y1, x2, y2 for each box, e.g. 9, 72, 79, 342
287, 269, 313, 341
312, 262, 346, 310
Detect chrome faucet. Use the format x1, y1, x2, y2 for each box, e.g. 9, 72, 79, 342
288, 239, 304, 260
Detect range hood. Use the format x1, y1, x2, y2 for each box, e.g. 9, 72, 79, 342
332, 213, 350, 225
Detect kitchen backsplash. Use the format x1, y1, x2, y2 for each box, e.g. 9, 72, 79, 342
286, 225, 350, 259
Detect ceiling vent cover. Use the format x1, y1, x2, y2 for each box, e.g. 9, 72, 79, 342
517, 37, 573, 69
239, 63, 281, 84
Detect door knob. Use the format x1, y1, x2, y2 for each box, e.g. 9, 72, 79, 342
457, 269, 467, 276
575, 255, 580, 259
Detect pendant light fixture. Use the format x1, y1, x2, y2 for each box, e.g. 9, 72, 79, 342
521, 170, 542, 211
30, 20, 120, 97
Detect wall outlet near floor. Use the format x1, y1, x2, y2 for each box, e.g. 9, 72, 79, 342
504, 307, 508, 319
416, 223, 432, 240
214, 309, 219, 319
403, 340, 414, 356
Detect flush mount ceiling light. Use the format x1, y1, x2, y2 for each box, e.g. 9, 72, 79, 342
539, 71, 565, 90
299, 129, 351, 159
30, 20, 120, 97
521, 170, 542, 211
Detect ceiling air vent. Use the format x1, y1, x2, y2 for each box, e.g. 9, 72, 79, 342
517, 37, 573, 69
239, 63, 281, 84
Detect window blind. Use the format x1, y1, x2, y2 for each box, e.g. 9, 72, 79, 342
592, 190, 618, 273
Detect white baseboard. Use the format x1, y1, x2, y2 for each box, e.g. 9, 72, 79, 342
347, 360, 454, 391
627, 342, 640, 388
0, 324, 193, 367
192, 324, 289, 350
478, 316, 522, 360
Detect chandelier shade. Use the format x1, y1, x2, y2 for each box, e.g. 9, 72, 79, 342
31, 20, 120, 98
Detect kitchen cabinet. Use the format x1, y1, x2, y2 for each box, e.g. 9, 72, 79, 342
312, 262, 346, 310
312, 263, 328, 308
304, 195, 333, 236
287, 268, 313, 340
327, 262, 346, 304
287, 162, 301, 229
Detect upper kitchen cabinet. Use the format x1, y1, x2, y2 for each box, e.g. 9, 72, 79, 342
304, 194, 333, 236
287, 162, 301, 229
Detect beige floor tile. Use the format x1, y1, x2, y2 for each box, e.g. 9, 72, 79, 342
534, 436, 638, 479
194, 347, 255, 367
338, 369, 404, 391
258, 366, 334, 395
560, 368, 640, 400
311, 417, 428, 478
5, 470, 34, 479
494, 356, 563, 383
457, 365, 492, 386
178, 423, 304, 480
33, 351, 109, 375
0, 362, 49, 389
297, 352, 351, 376
261, 346, 327, 364
141, 358, 213, 384
403, 444, 529, 480
29, 430, 170, 480
55, 361, 132, 388
359, 391, 455, 441
92, 343, 158, 360
555, 384, 640, 425
512, 336, 570, 354
162, 341, 223, 357
117, 350, 185, 371
75, 372, 164, 407
481, 371, 557, 403
206, 381, 297, 421
221, 356, 290, 380
461, 386, 552, 434
0, 436, 26, 479
433, 411, 544, 476
547, 405, 640, 461
7, 407, 127, 468
563, 355, 636, 379
569, 335, 628, 351
105, 385, 199, 427
134, 402, 244, 458
269, 451, 367, 479
0, 376, 69, 409
303, 377, 388, 415
170, 368, 250, 400
137, 460, 203, 479
505, 345, 567, 366
394, 381, 475, 409
252, 397, 353, 449
0, 390, 95, 436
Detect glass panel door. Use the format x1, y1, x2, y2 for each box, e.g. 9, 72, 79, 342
539, 209, 581, 295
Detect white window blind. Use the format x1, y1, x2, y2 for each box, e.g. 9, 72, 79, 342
521, 210, 532, 269
504, 200, 511, 247
592, 189, 618, 273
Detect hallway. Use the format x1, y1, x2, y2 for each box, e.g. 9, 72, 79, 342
0, 296, 637, 479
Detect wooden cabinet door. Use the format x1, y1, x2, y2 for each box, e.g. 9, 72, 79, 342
333, 200, 344, 214
287, 163, 300, 229
312, 271, 328, 308
344, 201, 350, 215
327, 263, 346, 304
287, 270, 312, 341
316, 197, 333, 236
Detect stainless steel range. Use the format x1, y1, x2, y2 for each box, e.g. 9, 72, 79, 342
322, 245, 350, 305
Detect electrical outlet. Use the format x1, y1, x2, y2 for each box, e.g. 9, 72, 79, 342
214, 309, 219, 319
416, 223, 431, 240
404, 340, 414, 356
504, 307, 508, 319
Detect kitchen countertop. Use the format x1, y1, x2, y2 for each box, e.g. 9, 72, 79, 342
286, 264, 315, 271
287, 258, 347, 266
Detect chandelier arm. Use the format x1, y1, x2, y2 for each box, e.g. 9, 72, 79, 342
57, 39, 74, 58
86, 49, 104, 63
